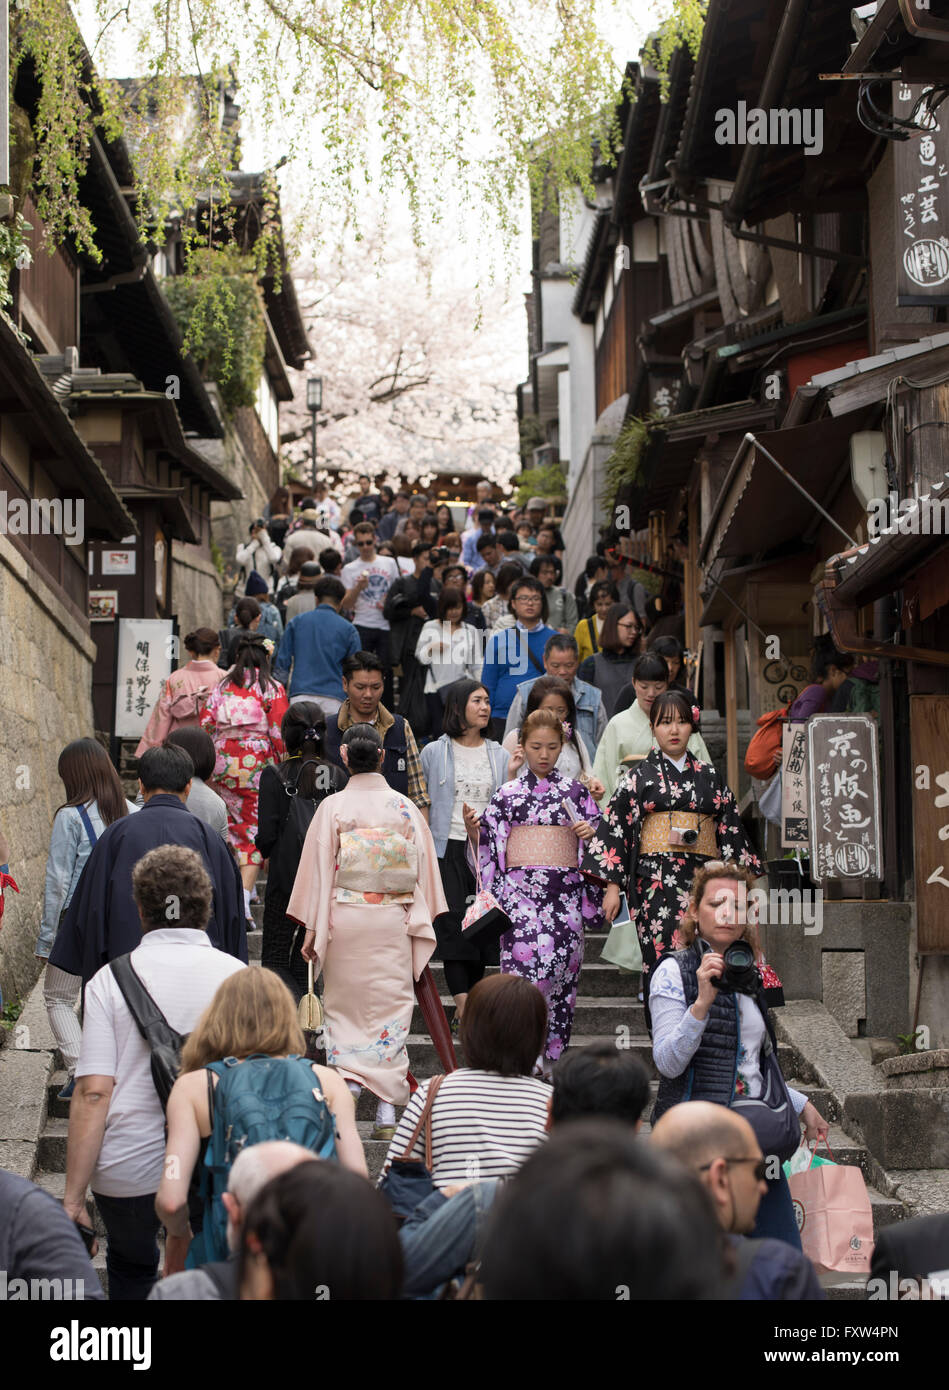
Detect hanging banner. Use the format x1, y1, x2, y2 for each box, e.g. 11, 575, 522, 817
781, 722, 809, 849
113, 618, 174, 738
894, 84, 949, 306
807, 716, 883, 882
910, 695, 949, 954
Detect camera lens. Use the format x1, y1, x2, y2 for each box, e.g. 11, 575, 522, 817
681, 828, 699, 845
724, 941, 755, 969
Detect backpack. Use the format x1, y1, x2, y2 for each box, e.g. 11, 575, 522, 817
267, 760, 327, 887
743, 703, 788, 780
190, 1054, 338, 1266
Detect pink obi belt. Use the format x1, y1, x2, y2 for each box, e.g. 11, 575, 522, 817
507, 825, 578, 869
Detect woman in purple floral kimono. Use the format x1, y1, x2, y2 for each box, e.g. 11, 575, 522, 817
583, 691, 762, 1014
477, 708, 603, 1066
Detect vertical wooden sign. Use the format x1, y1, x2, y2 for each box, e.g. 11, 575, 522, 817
781, 722, 809, 850
894, 83, 949, 306
807, 715, 883, 882
910, 694, 949, 954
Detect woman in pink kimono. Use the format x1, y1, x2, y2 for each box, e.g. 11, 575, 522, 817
287, 723, 447, 1141
135, 628, 224, 755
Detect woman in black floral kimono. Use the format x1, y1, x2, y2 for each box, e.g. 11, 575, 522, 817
582, 691, 763, 1013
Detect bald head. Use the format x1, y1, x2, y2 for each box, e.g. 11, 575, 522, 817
651, 1103, 765, 1235
224, 1141, 318, 1250
651, 1102, 757, 1170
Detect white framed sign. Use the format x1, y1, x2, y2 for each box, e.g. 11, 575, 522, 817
113, 618, 174, 738
102, 549, 137, 576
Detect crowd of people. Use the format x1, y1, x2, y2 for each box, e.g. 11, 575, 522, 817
3, 474, 944, 1304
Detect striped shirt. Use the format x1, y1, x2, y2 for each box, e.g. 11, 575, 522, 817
382, 1069, 551, 1188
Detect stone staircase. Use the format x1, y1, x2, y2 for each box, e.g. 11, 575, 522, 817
20, 902, 930, 1297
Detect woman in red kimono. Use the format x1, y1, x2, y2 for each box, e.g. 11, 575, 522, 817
201, 635, 289, 919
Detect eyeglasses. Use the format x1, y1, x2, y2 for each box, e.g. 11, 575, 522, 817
356, 540, 375, 547
698, 1157, 768, 1182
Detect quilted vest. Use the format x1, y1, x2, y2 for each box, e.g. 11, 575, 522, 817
325, 714, 409, 795
651, 945, 775, 1123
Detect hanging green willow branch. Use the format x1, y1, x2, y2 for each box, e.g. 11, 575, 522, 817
9, 0, 628, 269
645, 0, 707, 100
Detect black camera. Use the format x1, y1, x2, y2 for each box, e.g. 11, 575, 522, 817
700, 938, 758, 995
429, 547, 450, 566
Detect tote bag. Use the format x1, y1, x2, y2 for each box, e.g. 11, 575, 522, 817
787, 1141, 874, 1275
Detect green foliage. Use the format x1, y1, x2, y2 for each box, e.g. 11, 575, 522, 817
0, 213, 33, 309
645, 0, 707, 100
602, 416, 650, 521
0, 996, 23, 1030
210, 536, 226, 578
515, 460, 566, 508
164, 247, 267, 412
9, 0, 627, 271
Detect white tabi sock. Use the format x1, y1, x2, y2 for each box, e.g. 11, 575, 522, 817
243, 888, 252, 918
375, 1100, 396, 1126
347, 1080, 361, 1098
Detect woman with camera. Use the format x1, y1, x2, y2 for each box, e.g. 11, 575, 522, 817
582, 690, 760, 1012
649, 860, 829, 1247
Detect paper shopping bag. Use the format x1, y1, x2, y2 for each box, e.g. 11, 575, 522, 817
787, 1151, 873, 1274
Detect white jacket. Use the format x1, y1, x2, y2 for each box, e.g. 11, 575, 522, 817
415, 620, 482, 693
236, 534, 282, 586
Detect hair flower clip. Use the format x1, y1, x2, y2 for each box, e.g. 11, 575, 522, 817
562, 721, 572, 739
262, 638, 275, 655
691, 704, 700, 723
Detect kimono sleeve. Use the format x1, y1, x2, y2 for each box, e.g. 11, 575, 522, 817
285, 799, 338, 968
267, 685, 289, 753
475, 790, 510, 896
711, 773, 763, 874
591, 719, 621, 804
135, 679, 174, 755
582, 772, 642, 887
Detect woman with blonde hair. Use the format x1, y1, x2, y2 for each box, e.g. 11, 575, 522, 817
649, 859, 827, 1248
156, 965, 366, 1273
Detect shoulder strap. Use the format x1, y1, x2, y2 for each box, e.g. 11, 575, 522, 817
397, 1074, 446, 1165
527, 646, 544, 674
109, 954, 177, 1043
588, 616, 599, 654
76, 804, 98, 846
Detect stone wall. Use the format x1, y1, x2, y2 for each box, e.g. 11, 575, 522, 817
0, 536, 98, 1009
171, 542, 225, 638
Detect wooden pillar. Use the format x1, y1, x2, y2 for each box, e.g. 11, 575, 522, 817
724, 620, 739, 795
685, 489, 699, 654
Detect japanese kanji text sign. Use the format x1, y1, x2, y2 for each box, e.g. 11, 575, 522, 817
910, 695, 949, 954
113, 618, 174, 739
895, 84, 949, 305
781, 722, 809, 849
807, 716, 882, 882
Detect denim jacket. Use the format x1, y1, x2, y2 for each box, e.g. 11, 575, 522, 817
420, 735, 511, 857
36, 800, 136, 958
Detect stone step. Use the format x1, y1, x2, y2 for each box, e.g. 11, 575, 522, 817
406, 997, 647, 1037
784, 1081, 840, 1125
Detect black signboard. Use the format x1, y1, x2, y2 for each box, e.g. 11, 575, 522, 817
806, 716, 883, 883
895, 84, 949, 306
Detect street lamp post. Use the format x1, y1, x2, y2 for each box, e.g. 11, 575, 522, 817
306, 376, 323, 493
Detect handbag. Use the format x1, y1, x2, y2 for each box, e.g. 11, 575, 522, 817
787, 1139, 873, 1274
600, 908, 643, 974
461, 837, 513, 945
729, 1043, 802, 1163
378, 1074, 446, 1221
757, 767, 783, 827
297, 959, 324, 1033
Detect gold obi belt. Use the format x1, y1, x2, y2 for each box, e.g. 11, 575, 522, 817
640, 812, 717, 858
507, 825, 578, 870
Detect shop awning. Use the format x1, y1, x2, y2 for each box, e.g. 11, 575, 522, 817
699, 411, 869, 568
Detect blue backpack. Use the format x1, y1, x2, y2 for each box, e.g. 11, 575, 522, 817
188, 1054, 338, 1266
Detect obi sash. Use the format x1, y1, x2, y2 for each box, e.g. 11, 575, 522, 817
507, 825, 578, 870
640, 811, 717, 858
336, 827, 417, 905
